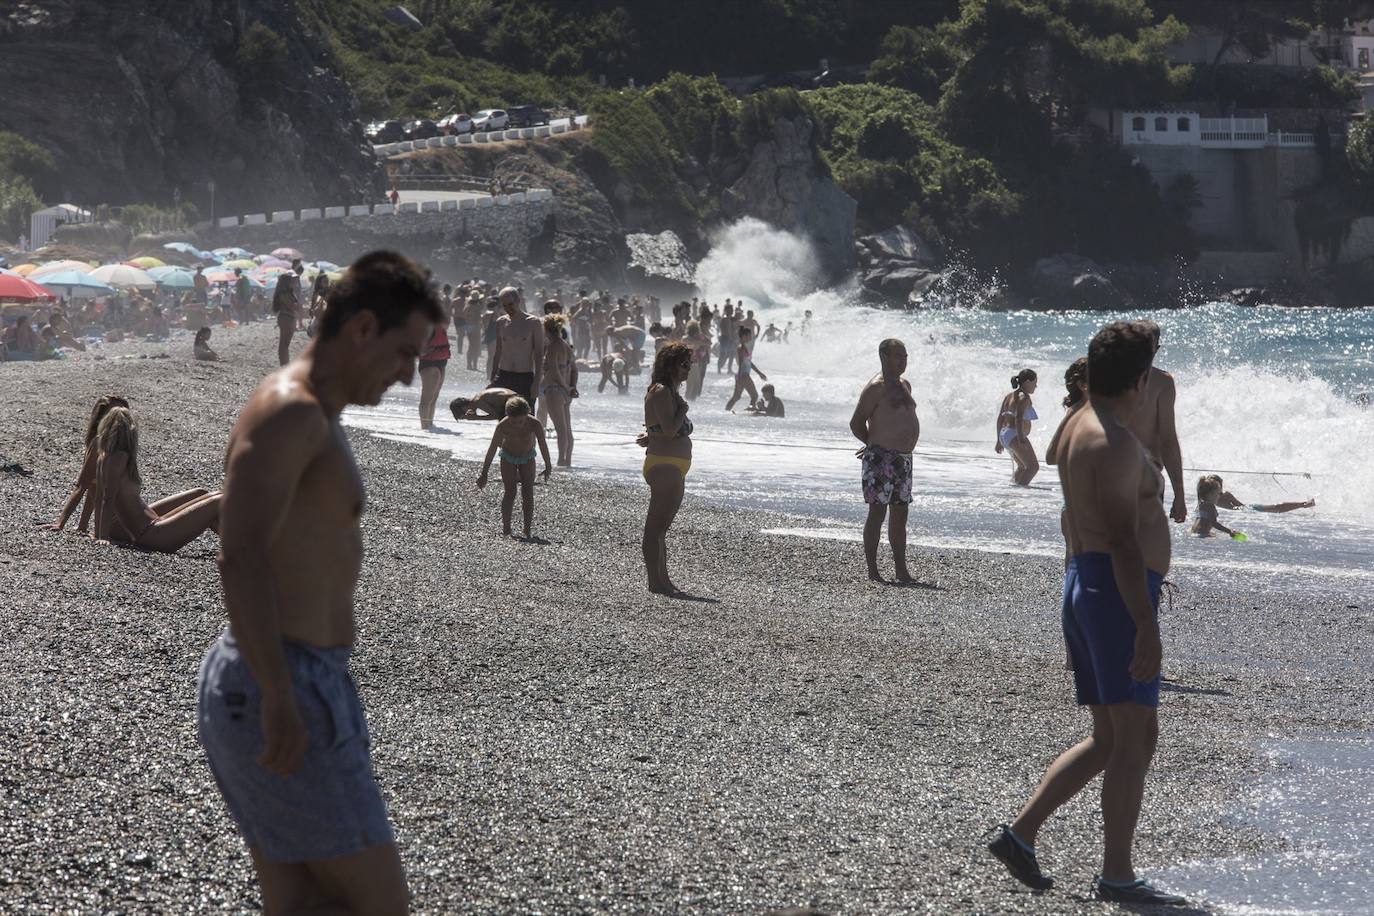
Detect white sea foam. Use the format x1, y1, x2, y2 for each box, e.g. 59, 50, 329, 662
345, 219, 1374, 587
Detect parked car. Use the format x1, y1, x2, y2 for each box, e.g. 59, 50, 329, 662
473, 109, 509, 132
506, 105, 550, 128
364, 120, 387, 141
437, 112, 473, 135
373, 120, 405, 144
404, 118, 440, 141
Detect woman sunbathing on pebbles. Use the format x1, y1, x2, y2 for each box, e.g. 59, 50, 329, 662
89, 407, 222, 552
42, 394, 128, 533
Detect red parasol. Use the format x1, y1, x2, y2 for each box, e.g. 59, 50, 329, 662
0, 273, 58, 302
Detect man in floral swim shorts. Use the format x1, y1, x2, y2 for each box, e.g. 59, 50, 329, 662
849, 338, 921, 582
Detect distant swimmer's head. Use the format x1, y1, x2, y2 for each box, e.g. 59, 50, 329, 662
1087, 321, 1155, 403
449, 396, 472, 420
504, 396, 530, 417
1197, 474, 1224, 505
878, 337, 907, 374
85, 395, 130, 445
1010, 369, 1038, 393
652, 341, 694, 388
317, 250, 444, 406
1063, 357, 1088, 408
96, 406, 141, 486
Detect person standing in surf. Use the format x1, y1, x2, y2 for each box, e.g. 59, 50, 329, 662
1126, 321, 1187, 525
849, 338, 919, 583
987, 321, 1186, 908
995, 369, 1040, 486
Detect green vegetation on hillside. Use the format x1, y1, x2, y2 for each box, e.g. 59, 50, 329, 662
0, 131, 54, 239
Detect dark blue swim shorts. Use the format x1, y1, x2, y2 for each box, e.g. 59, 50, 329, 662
196, 628, 394, 863
1061, 552, 1163, 708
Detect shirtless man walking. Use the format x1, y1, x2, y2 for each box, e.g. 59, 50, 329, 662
849, 338, 920, 583
1126, 320, 1186, 525
197, 251, 441, 915
987, 321, 1186, 907
490, 286, 545, 414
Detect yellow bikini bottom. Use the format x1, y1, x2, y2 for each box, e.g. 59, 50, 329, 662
642, 454, 692, 479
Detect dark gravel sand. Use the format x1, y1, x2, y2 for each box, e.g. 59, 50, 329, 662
1, 324, 1370, 914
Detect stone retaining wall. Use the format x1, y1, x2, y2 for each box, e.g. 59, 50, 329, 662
203, 197, 555, 262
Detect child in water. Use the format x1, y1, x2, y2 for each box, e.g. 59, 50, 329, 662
1192, 474, 1315, 538
476, 396, 552, 538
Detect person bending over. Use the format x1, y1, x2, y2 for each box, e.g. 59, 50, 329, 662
90, 407, 222, 552
598, 351, 630, 394
1192, 474, 1314, 538
450, 387, 519, 422
476, 396, 552, 538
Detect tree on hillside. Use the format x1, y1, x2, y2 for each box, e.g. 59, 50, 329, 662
868, 24, 962, 102
1149, 0, 1351, 68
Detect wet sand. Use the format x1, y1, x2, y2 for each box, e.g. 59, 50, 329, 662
1, 323, 1370, 913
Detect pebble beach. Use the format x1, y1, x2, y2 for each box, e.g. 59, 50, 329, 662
2, 323, 1371, 914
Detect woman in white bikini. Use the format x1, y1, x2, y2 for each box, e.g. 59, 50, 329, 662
91, 407, 222, 552
994, 368, 1040, 486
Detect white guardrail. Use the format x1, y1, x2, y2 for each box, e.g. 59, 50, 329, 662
216, 189, 554, 229
370, 114, 589, 158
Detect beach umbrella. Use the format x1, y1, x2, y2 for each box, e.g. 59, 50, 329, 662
256, 257, 291, 270
0, 273, 58, 302
204, 269, 243, 283
162, 242, 200, 254
32, 270, 114, 299
271, 247, 303, 261
252, 265, 290, 277
88, 264, 156, 289
127, 256, 166, 269
219, 258, 257, 270
10, 264, 37, 275
147, 266, 196, 289
197, 249, 221, 262
29, 259, 96, 278
310, 260, 341, 272
212, 246, 252, 259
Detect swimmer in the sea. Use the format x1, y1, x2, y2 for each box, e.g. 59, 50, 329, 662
1192, 474, 1315, 538
476, 396, 552, 538
450, 387, 519, 421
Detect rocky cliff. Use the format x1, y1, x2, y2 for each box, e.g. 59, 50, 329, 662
0, 0, 381, 216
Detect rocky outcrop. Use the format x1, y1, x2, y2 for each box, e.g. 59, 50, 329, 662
0, 0, 381, 217
722, 115, 857, 282
856, 224, 942, 303
625, 230, 696, 295
1029, 254, 1134, 309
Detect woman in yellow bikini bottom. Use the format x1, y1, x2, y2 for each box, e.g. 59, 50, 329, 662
643, 453, 691, 478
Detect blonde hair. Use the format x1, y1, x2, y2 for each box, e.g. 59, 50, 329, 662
543, 313, 567, 336
505, 396, 530, 417
85, 395, 129, 445
1197, 474, 1223, 502
97, 407, 141, 486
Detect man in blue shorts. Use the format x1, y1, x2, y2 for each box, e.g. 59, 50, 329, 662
199, 251, 441, 914
987, 321, 1187, 907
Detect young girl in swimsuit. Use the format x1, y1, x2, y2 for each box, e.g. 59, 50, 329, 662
994, 369, 1040, 486
476, 396, 552, 538
724, 326, 768, 412
639, 342, 695, 594
91, 407, 222, 552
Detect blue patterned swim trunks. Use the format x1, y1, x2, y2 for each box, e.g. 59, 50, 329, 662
196, 628, 394, 863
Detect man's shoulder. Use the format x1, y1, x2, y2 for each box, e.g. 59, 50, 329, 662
239, 371, 329, 439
